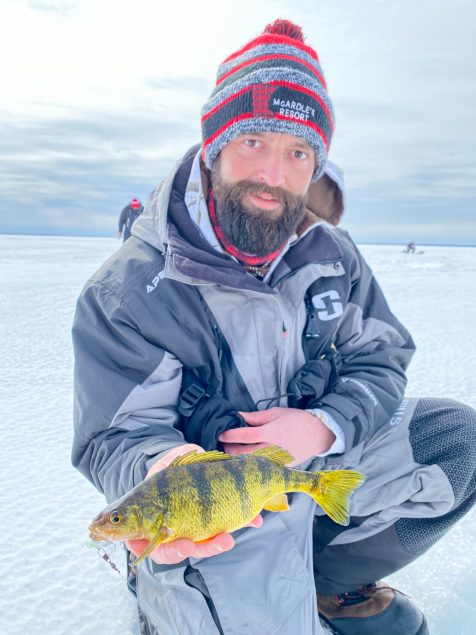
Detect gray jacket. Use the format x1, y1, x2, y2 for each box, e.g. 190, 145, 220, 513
72, 148, 417, 634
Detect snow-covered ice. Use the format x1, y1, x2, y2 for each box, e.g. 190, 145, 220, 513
1, 235, 475, 635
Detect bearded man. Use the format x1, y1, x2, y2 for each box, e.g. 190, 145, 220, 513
72, 19, 476, 635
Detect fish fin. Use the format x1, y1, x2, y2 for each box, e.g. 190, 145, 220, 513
168, 449, 233, 468
131, 527, 167, 566
263, 493, 289, 512
307, 470, 365, 526
250, 445, 294, 466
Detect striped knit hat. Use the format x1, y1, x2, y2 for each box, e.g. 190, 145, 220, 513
201, 19, 334, 181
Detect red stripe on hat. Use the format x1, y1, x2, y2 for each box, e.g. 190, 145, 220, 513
223, 33, 319, 65
203, 113, 330, 154
217, 53, 326, 90
201, 85, 252, 122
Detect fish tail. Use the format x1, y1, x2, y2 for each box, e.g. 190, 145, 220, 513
305, 470, 365, 526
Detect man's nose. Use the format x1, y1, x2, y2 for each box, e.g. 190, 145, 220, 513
257, 155, 286, 188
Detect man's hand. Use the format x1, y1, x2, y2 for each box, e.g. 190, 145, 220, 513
218, 407, 336, 466
125, 443, 263, 565
126, 533, 236, 565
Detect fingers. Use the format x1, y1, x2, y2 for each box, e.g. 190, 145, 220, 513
238, 408, 279, 425
127, 534, 236, 565
222, 442, 270, 455
147, 444, 204, 478
126, 538, 149, 558
245, 514, 263, 528
154, 534, 235, 564
219, 426, 266, 444
191, 533, 235, 558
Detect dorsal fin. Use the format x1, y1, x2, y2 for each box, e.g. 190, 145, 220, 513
250, 445, 294, 466
168, 449, 233, 468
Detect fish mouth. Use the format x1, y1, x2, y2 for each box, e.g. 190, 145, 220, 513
88, 524, 112, 542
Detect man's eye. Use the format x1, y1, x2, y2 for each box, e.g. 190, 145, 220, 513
293, 150, 308, 160
244, 139, 260, 147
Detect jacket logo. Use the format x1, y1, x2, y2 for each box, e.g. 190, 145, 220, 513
311, 290, 343, 321
341, 377, 378, 406
389, 399, 409, 426
146, 268, 165, 294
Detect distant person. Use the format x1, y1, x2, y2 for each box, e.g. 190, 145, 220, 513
118, 198, 144, 241
405, 241, 416, 254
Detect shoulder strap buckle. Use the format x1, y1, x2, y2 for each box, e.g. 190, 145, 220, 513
179, 383, 208, 416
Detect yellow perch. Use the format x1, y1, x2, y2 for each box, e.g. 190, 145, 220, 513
89, 445, 364, 564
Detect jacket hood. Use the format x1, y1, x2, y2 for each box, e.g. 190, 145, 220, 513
306, 160, 345, 227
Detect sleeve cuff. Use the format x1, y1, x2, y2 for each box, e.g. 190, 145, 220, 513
306, 408, 345, 456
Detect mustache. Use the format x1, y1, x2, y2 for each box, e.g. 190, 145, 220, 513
215, 179, 303, 209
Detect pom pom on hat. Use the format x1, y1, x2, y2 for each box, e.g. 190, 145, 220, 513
201, 19, 334, 180
264, 19, 305, 41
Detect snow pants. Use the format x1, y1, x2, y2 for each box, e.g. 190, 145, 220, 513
313, 397, 476, 594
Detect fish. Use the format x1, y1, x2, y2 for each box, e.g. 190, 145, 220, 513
89, 445, 364, 565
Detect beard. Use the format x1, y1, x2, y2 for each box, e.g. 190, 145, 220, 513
211, 165, 307, 257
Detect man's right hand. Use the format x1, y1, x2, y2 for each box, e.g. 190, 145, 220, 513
127, 532, 236, 565
125, 443, 262, 565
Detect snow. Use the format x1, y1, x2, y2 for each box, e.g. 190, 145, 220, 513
1, 234, 475, 635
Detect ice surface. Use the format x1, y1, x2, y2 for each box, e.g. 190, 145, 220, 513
1, 235, 475, 635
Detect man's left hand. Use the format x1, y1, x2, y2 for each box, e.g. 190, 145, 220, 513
218, 407, 336, 466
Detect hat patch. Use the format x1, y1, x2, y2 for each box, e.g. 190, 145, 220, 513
270, 87, 316, 122
251, 84, 316, 123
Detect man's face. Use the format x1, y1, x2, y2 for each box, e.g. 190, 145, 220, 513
211, 132, 316, 257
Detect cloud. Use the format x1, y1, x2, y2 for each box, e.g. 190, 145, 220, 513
0, 0, 475, 244
0, 107, 200, 234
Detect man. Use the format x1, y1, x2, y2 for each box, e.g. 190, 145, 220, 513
118, 197, 144, 241
72, 19, 476, 635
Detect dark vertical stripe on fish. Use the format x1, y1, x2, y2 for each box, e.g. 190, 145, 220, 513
195, 464, 213, 527
257, 456, 274, 494
223, 460, 252, 519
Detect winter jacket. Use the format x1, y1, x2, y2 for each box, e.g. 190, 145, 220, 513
72, 146, 415, 634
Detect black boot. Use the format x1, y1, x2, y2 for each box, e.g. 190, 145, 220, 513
317, 581, 429, 635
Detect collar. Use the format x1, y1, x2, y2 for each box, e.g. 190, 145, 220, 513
184, 149, 224, 253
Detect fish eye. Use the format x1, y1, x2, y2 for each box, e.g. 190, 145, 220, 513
109, 511, 123, 525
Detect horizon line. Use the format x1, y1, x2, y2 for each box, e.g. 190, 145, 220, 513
1, 229, 475, 249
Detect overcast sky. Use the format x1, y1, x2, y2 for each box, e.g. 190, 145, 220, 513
1, 0, 475, 245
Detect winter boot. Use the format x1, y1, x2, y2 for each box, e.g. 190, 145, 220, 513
317, 581, 429, 634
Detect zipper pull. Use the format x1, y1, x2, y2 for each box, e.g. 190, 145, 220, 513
212, 324, 223, 362
305, 297, 320, 339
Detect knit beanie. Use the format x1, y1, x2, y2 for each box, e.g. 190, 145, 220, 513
201, 19, 334, 181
